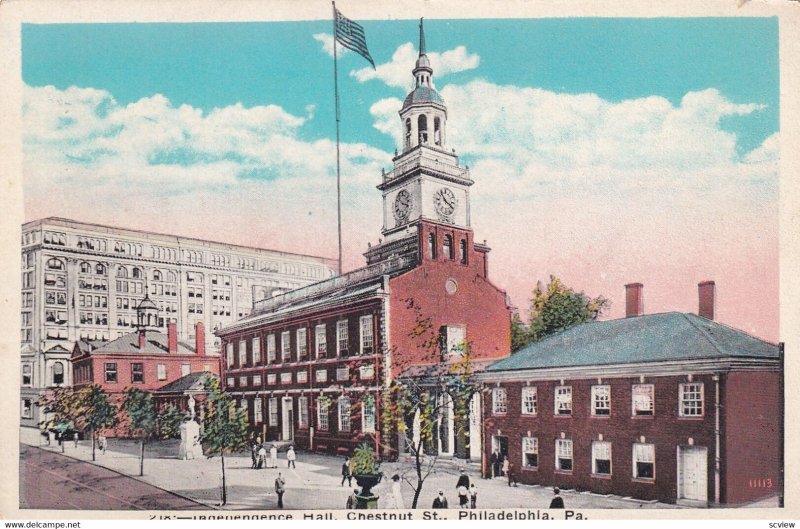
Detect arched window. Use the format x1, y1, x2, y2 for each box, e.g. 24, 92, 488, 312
117, 266, 128, 278
418, 115, 428, 144
459, 239, 468, 264
95, 263, 106, 275
166, 271, 177, 283
428, 233, 437, 260
443, 235, 454, 260
46, 258, 65, 271
153, 270, 162, 282
405, 118, 412, 149
80, 262, 91, 274
52, 362, 64, 385
132, 267, 142, 279
434, 117, 442, 146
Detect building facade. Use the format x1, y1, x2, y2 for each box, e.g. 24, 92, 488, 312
20, 217, 337, 433
217, 22, 511, 460
480, 282, 782, 506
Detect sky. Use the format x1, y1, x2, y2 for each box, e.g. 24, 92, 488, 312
21, 17, 780, 341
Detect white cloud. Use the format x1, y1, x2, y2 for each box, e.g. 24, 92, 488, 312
313, 33, 349, 59
745, 132, 779, 164
352, 42, 479, 89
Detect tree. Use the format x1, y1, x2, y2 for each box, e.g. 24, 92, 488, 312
512, 275, 609, 352
380, 298, 479, 508
121, 388, 157, 477
36, 386, 80, 453
157, 404, 187, 439
200, 378, 249, 506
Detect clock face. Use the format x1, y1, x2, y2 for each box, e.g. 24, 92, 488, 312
434, 188, 457, 218
393, 189, 412, 222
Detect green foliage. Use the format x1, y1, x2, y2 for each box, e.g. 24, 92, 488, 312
38, 385, 119, 434
200, 378, 249, 457
122, 388, 157, 440
512, 275, 609, 352
157, 404, 186, 439
351, 443, 379, 475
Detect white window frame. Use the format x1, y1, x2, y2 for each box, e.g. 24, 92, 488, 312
492, 387, 507, 415
633, 443, 656, 480
297, 371, 308, 383
555, 439, 573, 472
157, 364, 167, 381
316, 369, 328, 383
297, 327, 308, 358
592, 441, 612, 476
315, 324, 327, 358
522, 437, 539, 468
591, 385, 611, 416
362, 395, 376, 433
252, 337, 261, 364
521, 386, 537, 415
317, 397, 330, 431
267, 373, 277, 385
254, 397, 263, 424
226, 377, 235, 387
253, 375, 262, 386
281, 331, 291, 361
337, 319, 349, 355
238, 340, 247, 367
269, 397, 279, 426
632, 384, 655, 416
679, 382, 704, 417
359, 315, 374, 354
338, 395, 351, 432
336, 366, 349, 382
181, 363, 190, 377
239, 376, 248, 387
555, 385, 572, 416
267, 334, 276, 363
298, 396, 309, 429
281, 372, 292, 385
359, 365, 375, 380
442, 324, 467, 356
21, 399, 33, 419
226, 343, 234, 368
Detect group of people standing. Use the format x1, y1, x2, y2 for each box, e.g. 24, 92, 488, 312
489, 450, 518, 487
249, 438, 296, 470
432, 469, 478, 509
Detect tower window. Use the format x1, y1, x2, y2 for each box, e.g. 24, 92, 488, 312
459, 239, 468, 264
428, 233, 437, 260
434, 117, 442, 146
418, 115, 428, 144
405, 118, 412, 149
443, 235, 454, 260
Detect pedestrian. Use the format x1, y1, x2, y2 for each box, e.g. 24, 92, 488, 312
456, 468, 470, 488
98, 433, 107, 455
387, 474, 405, 509
490, 451, 499, 478
501, 455, 509, 477
457, 483, 469, 509
432, 489, 448, 509
341, 457, 352, 486
73, 432, 79, 448
287, 445, 296, 469
274, 472, 286, 509
507, 462, 518, 487
250, 440, 258, 469
270, 444, 278, 469
549, 487, 564, 509
346, 488, 359, 509
469, 483, 477, 509
257, 444, 267, 469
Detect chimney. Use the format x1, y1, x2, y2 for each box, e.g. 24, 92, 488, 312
168, 319, 178, 354
138, 331, 147, 350
195, 321, 206, 356
698, 281, 715, 320
625, 283, 644, 318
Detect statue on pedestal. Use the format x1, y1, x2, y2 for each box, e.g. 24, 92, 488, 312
178, 395, 202, 460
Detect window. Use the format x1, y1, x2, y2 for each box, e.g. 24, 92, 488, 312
362, 395, 376, 432
316, 369, 328, 383
522, 437, 539, 468
239, 376, 248, 387
679, 383, 704, 417
269, 398, 279, 426
157, 364, 167, 381
428, 233, 437, 259
297, 328, 308, 358
267, 374, 277, 385
522, 386, 537, 415
104, 363, 117, 383
253, 375, 262, 386
556, 439, 573, 472
226, 377, 235, 387
337, 320, 349, 355
359, 315, 374, 354
22, 399, 33, 419
633, 443, 655, 480
315, 324, 327, 357
298, 396, 309, 428
632, 384, 654, 416
181, 364, 190, 377
591, 385, 611, 416
555, 386, 572, 416
443, 234, 454, 260
226, 343, 234, 368
338, 396, 351, 432
252, 337, 261, 364
267, 334, 276, 363
492, 388, 507, 414
592, 441, 612, 476
281, 372, 292, 384
459, 239, 468, 264
240, 399, 249, 414
359, 365, 375, 380
281, 331, 291, 361
131, 363, 144, 383
22, 364, 32, 386
317, 397, 330, 431
254, 398, 263, 424
336, 367, 349, 382
238, 340, 247, 367
297, 371, 307, 383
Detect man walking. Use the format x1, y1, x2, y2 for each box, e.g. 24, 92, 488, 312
274, 473, 286, 509
250, 439, 258, 469
456, 468, 470, 488
341, 457, 352, 486
549, 487, 564, 509
287, 446, 296, 469
507, 462, 518, 487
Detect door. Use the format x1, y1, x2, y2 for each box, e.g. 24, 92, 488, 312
281, 397, 294, 441
679, 446, 708, 502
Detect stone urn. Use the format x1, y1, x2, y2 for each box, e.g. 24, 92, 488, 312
353, 473, 383, 509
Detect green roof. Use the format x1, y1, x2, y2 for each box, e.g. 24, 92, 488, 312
488, 312, 779, 372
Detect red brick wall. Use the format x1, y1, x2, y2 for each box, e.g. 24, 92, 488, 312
722, 370, 782, 504
84, 354, 217, 393
483, 375, 718, 504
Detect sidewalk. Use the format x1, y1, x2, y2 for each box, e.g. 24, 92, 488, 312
25, 438, 680, 510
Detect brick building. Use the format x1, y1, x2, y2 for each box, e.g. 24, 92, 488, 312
217, 21, 511, 459
479, 282, 782, 506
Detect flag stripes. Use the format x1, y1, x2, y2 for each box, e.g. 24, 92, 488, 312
334, 8, 375, 68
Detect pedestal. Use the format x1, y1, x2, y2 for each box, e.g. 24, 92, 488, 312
179, 421, 202, 460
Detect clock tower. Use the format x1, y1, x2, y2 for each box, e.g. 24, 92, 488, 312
370, 19, 474, 265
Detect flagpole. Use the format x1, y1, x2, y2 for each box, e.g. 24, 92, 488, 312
332, 1, 343, 276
